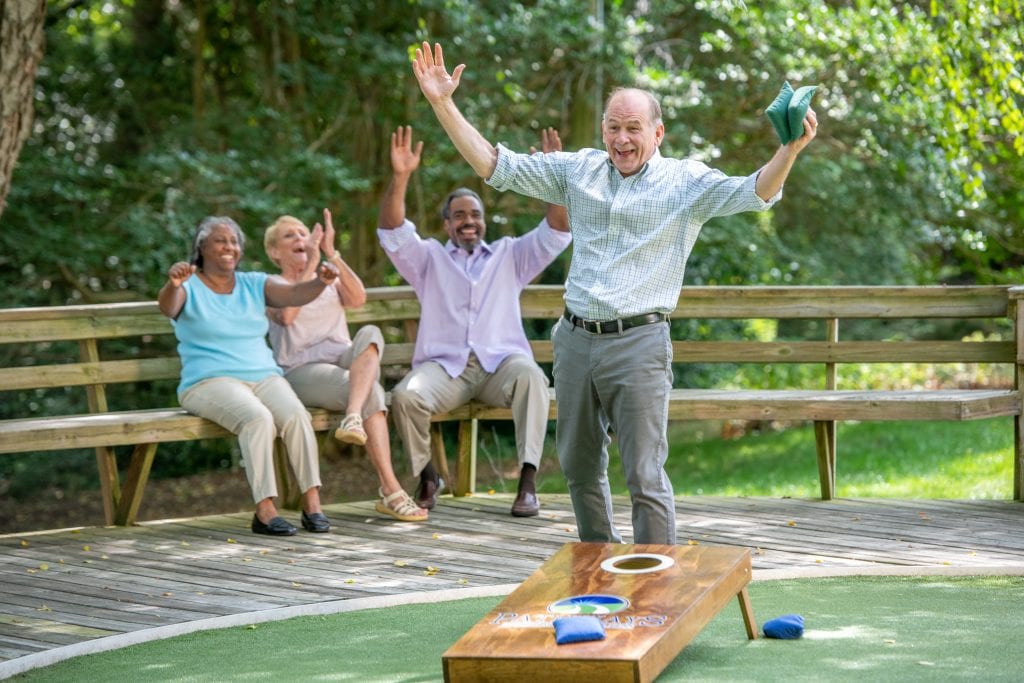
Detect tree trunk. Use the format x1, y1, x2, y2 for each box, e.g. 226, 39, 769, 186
0, 0, 46, 221
192, 0, 207, 127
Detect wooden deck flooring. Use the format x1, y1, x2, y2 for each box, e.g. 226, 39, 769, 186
2, 494, 1023, 677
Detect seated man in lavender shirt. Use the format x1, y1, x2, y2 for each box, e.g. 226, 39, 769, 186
379, 125, 570, 517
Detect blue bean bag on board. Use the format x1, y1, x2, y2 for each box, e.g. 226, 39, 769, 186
553, 616, 606, 644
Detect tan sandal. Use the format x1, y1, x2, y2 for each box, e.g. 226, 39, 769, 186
334, 413, 367, 445
375, 488, 428, 522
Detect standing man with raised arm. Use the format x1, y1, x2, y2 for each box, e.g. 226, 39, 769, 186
411, 41, 818, 544
378, 125, 570, 517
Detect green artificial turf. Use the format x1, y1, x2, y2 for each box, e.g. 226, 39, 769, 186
17, 575, 1024, 682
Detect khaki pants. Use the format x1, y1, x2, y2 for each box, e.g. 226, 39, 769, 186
390, 353, 550, 477
179, 374, 321, 503
284, 325, 387, 417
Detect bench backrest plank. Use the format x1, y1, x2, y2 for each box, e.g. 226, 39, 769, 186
523, 340, 1017, 366
2, 286, 1018, 397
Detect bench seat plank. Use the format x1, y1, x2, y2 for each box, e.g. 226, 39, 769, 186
0, 409, 235, 453
0, 400, 515, 454
662, 389, 1021, 422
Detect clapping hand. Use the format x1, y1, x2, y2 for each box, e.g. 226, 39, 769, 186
317, 208, 337, 259
306, 222, 324, 258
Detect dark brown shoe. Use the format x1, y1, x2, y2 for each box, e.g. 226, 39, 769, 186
511, 491, 540, 517
415, 476, 443, 510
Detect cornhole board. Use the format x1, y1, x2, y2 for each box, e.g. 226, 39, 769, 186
442, 542, 756, 683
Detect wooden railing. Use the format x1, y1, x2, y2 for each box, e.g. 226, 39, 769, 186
1, 285, 1022, 526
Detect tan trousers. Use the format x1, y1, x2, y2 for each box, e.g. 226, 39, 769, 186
179, 374, 321, 503
283, 325, 387, 417
391, 353, 550, 476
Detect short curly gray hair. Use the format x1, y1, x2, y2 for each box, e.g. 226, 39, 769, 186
189, 216, 245, 269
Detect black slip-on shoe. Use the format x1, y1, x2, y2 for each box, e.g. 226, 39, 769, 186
301, 511, 331, 533
252, 514, 297, 536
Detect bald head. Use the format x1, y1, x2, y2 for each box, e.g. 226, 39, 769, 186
604, 88, 662, 127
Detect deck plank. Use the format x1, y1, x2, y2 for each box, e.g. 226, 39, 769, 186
1, 494, 1023, 674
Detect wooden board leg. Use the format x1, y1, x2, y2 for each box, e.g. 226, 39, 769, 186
737, 587, 758, 640
115, 443, 158, 526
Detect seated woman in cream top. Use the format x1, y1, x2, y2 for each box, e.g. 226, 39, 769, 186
264, 210, 426, 522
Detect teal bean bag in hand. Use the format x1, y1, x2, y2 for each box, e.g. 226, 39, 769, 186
765, 81, 818, 144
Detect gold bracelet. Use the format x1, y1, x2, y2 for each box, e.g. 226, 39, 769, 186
328, 252, 343, 263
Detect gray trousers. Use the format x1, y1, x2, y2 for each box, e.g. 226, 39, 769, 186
552, 317, 676, 544
391, 353, 550, 477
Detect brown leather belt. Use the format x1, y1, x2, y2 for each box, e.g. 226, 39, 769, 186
563, 310, 668, 335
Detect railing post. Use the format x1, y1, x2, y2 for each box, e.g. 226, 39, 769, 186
79, 338, 120, 525
429, 423, 452, 493
1009, 287, 1024, 501
814, 317, 839, 499
454, 418, 478, 496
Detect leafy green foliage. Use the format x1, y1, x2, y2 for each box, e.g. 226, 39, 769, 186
4, 0, 1021, 304
1, 0, 1020, 492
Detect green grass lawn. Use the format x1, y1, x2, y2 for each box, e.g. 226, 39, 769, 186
512, 418, 1016, 499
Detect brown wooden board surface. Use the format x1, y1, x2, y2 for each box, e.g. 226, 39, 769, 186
442, 542, 753, 683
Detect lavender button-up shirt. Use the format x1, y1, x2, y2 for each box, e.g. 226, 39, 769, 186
378, 218, 571, 378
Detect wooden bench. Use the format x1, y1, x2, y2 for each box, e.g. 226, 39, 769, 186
513, 285, 1023, 503
0, 289, 471, 526
1, 285, 1022, 527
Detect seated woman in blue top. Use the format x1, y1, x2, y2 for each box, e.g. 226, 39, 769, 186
158, 216, 339, 536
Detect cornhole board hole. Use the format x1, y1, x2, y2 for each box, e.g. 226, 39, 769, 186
442, 542, 756, 683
